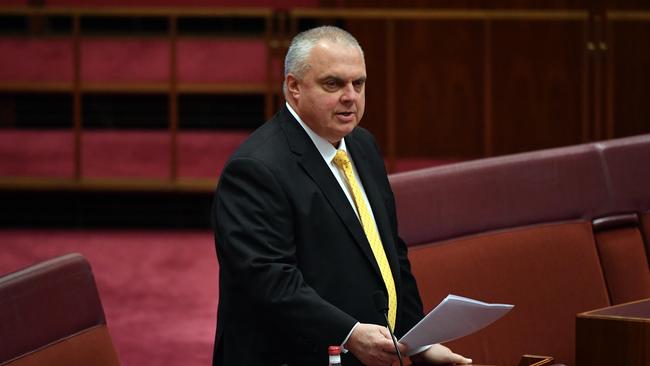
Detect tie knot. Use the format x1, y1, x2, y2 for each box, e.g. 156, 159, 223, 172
333, 150, 351, 169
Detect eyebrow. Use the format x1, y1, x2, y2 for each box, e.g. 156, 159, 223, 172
319, 75, 367, 83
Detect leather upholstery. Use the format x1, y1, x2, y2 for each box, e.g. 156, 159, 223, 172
643, 212, 650, 266
408, 222, 609, 366
594, 227, 650, 304
4, 326, 119, 366
0, 253, 120, 366
389, 134, 650, 366
391, 144, 607, 245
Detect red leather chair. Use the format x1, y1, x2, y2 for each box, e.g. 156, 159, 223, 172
0, 253, 121, 366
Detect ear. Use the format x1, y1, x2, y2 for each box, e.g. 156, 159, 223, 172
286, 74, 301, 100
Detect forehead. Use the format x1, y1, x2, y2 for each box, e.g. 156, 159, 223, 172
307, 40, 366, 78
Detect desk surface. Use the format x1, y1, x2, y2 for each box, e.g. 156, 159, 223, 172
576, 297, 650, 366
578, 297, 650, 320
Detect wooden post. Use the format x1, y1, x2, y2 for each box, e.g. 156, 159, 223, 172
581, 16, 590, 142
72, 13, 82, 180
265, 12, 274, 120
169, 15, 179, 182
483, 18, 493, 157
385, 19, 396, 173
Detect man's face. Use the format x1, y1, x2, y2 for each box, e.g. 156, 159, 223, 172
288, 40, 366, 145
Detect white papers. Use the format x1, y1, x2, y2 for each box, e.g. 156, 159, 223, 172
399, 294, 513, 355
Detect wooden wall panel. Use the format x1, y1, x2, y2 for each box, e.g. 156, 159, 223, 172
491, 19, 587, 155
393, 20, 484, 158
337, 0, 589, 9
482, 0, 589, 9
335, 0, 483, 8
608, 19, 650, 138
286, 8, 647, 164
603, 0, 650, 10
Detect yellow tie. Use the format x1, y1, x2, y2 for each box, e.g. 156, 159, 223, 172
332, 150, 397, 330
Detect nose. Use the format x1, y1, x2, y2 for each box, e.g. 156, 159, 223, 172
340, 83, 358, 103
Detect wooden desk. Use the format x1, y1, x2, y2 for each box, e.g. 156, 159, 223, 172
408, 354, 552, 366
517, 355, 555, 366
576, 298, 650, 366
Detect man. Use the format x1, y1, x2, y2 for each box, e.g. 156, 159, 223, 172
212, 26, 472, 366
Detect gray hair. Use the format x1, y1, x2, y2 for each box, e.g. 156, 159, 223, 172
283, 26, 364, 96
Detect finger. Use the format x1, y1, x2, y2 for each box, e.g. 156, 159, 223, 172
378, 350, 399, 364
379, 337, 400, 353
395, 341, 408, 355
448, 352, 472, 364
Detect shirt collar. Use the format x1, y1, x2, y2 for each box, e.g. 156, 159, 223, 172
286, 102, 348, 164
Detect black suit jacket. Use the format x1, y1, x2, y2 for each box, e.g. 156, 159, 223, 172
212, 106, 424, 365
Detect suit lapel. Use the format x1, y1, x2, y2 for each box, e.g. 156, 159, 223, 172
278, 109, 381, 277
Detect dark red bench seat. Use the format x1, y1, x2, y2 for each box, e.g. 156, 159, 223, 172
389, 134, 650, 366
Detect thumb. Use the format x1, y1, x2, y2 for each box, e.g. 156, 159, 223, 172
449, 352, 473, 365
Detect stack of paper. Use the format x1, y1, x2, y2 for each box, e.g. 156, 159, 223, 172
399, 294, 514, 355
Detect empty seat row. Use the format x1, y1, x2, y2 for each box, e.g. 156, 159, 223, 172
0, 38, 282, 86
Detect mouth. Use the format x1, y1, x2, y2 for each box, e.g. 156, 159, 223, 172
336, 111, 355, 117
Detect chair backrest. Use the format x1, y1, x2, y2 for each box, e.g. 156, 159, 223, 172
0, 253, 121, 366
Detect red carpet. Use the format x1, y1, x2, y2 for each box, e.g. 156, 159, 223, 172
0, 229, 218, 366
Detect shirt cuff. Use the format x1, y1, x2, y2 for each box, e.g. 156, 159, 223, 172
340, 322, 360, 353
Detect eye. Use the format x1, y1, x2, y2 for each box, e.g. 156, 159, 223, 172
353, 79, 365, 91
322, 79, 340, 91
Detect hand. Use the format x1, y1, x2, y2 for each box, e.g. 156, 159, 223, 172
344, 323, 407, 366
409, 343, 472, 365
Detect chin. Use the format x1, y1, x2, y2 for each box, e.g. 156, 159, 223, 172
338, 127, 356, 138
